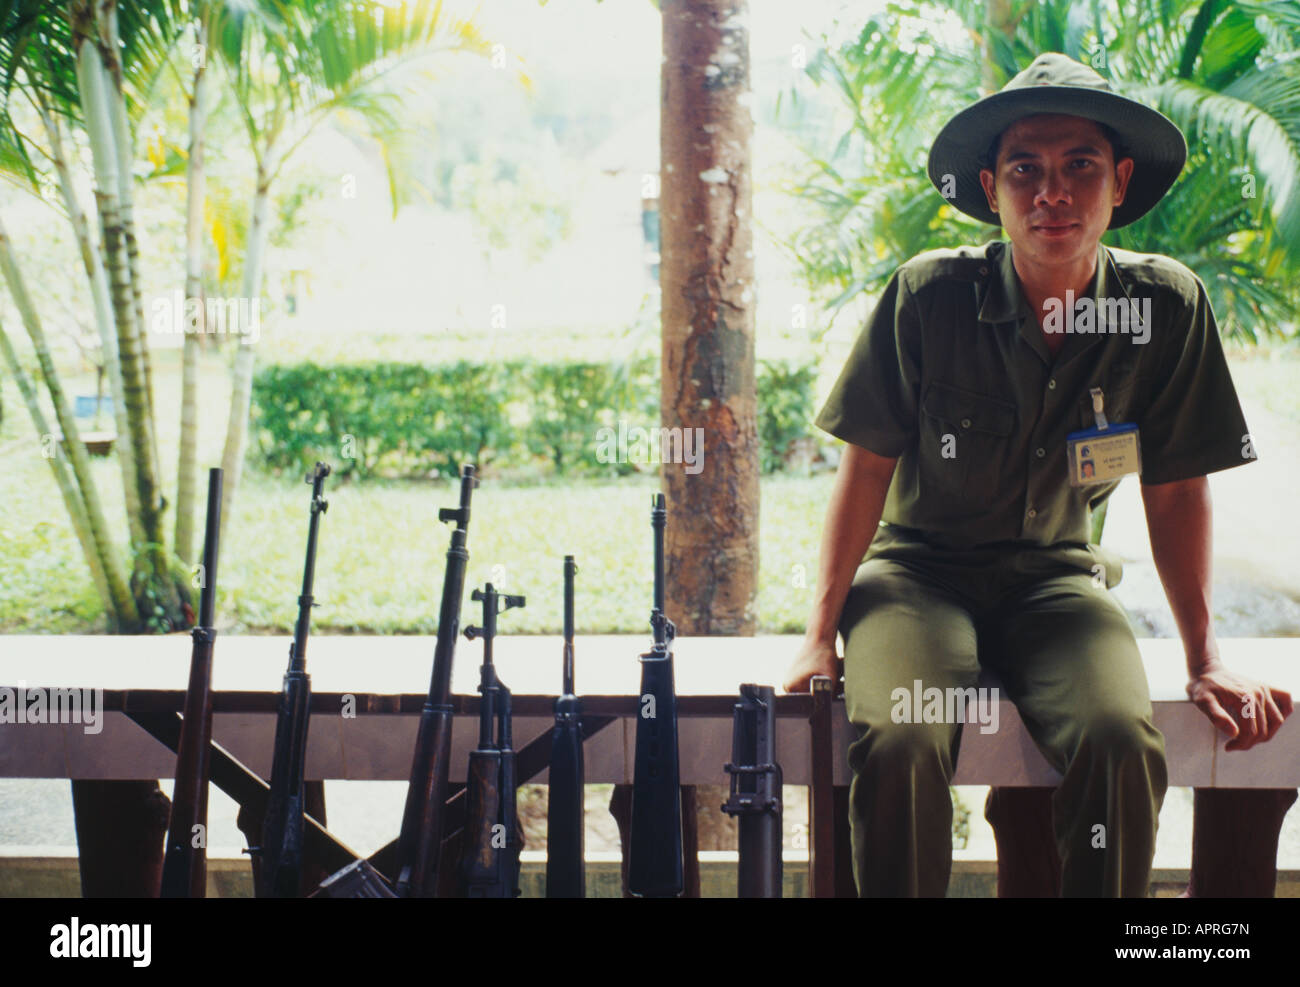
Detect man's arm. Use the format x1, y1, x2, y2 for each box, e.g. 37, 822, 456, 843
1141, 475, 1292, 750
1140, 476, 1218, 674
783, 443, 897, 693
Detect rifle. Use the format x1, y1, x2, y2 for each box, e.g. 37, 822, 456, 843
392, 464, 479, 897
628, 492, 683, 897
258, 461, 330, 897
160, 467, 223, 898
721, 684, 783, 898
546, 555, 584, 897
461, 583, 525, 897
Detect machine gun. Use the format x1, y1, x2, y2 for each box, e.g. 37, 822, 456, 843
160, 468, 223, 898
392, 464, 479, 897
461, 583, 526, 897
257, 461, 330, 897
721, 684, 783, 898
546, 555, 584, 897
627, 493, 683, 897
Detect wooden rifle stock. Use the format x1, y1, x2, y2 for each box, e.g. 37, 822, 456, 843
160, 467, 223, 898
461, 583, 525, 897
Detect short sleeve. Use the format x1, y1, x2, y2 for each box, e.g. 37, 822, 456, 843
1137, 279, 1254, 485
813, 266, 921, 458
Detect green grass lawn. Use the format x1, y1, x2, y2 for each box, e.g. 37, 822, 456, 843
3, 339, 1297, 635
0, 346, 833, 634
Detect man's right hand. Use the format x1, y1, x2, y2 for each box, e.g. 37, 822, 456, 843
783, 636, 841, 693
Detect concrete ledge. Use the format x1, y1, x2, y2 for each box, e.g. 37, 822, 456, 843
0, 854, 1296, 898
1, 635, 1297, 786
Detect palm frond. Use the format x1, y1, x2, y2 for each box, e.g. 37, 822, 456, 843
1133, 74, 1300, 244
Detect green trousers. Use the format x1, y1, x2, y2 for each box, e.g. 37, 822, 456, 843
840, 524, 1167, 898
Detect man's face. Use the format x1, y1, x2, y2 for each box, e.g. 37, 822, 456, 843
978, 114, 1134, 271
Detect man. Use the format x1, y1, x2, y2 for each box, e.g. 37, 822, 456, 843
783, 52, 1293, 897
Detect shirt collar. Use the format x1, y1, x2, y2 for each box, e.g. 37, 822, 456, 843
978, 238, 1134, 328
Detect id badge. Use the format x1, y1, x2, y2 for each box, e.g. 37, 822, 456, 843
1067, 424, 1141, 486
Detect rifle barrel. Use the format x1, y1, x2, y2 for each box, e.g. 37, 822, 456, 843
160, 467, 223, 898
290, 462, 330, 673
562, 555, 576, 695
260, 461, 330, 898
393, 464, 477, 898
651, 494, 665, 629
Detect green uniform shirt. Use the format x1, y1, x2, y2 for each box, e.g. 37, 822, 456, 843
815, 238, 1255, 551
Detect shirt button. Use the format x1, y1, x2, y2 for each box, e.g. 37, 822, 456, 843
960, 417, 972, 429
1035, 447, 1045, 457
979, 266, 988, 275
1048, 378, 1057, 389
1027, 508, 1037, 518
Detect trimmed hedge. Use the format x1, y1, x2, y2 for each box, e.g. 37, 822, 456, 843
251, 357, 816, 479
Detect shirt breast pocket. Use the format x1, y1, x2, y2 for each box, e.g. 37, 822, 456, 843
1074, 371, 1147, 432
921, 381, 1017, 501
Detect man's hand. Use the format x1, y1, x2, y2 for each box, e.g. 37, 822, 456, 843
784, 636, 841, 694
1186, 659, 1294, 751
782, 444, 895, 695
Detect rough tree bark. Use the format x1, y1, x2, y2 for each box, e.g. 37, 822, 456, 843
660, 0, 759, 635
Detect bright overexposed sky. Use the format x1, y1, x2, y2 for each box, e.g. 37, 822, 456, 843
460, 0, 889, 80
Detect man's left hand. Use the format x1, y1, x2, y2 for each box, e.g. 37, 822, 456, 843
1186, 660, 1294, 751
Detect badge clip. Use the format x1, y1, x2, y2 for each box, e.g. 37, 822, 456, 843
1090, 387, 1109, 431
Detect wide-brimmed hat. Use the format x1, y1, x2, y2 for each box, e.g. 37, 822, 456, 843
927, 52, 1187, 229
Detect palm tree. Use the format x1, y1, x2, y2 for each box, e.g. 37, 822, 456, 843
0, 0, 205, 896
0, 0, 494, 894
0, 0, 187, 631
209, 0, 493, 535
173, 3, 217, 565
781, 0, 1300, 341
2, 0, 498, 608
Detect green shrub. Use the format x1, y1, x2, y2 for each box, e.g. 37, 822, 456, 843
251, 356, 816, 479
520, 359, 658, 476
757, 358, 818, 473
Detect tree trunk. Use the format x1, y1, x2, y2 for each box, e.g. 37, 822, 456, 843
81, 45, 161, 549
175, 44, 209, 564
66, 5, 181, 895
218, 167, 272, 534
0, 321, 116, 625
39, 98, 145, 550
77, 36, 185, 629
0, 214, 138, 627
660, 0, 759, 635
103, 2, 161, 473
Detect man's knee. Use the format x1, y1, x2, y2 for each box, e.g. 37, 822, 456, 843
1071, 709, 1166, 769
848, 719, 956, 779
